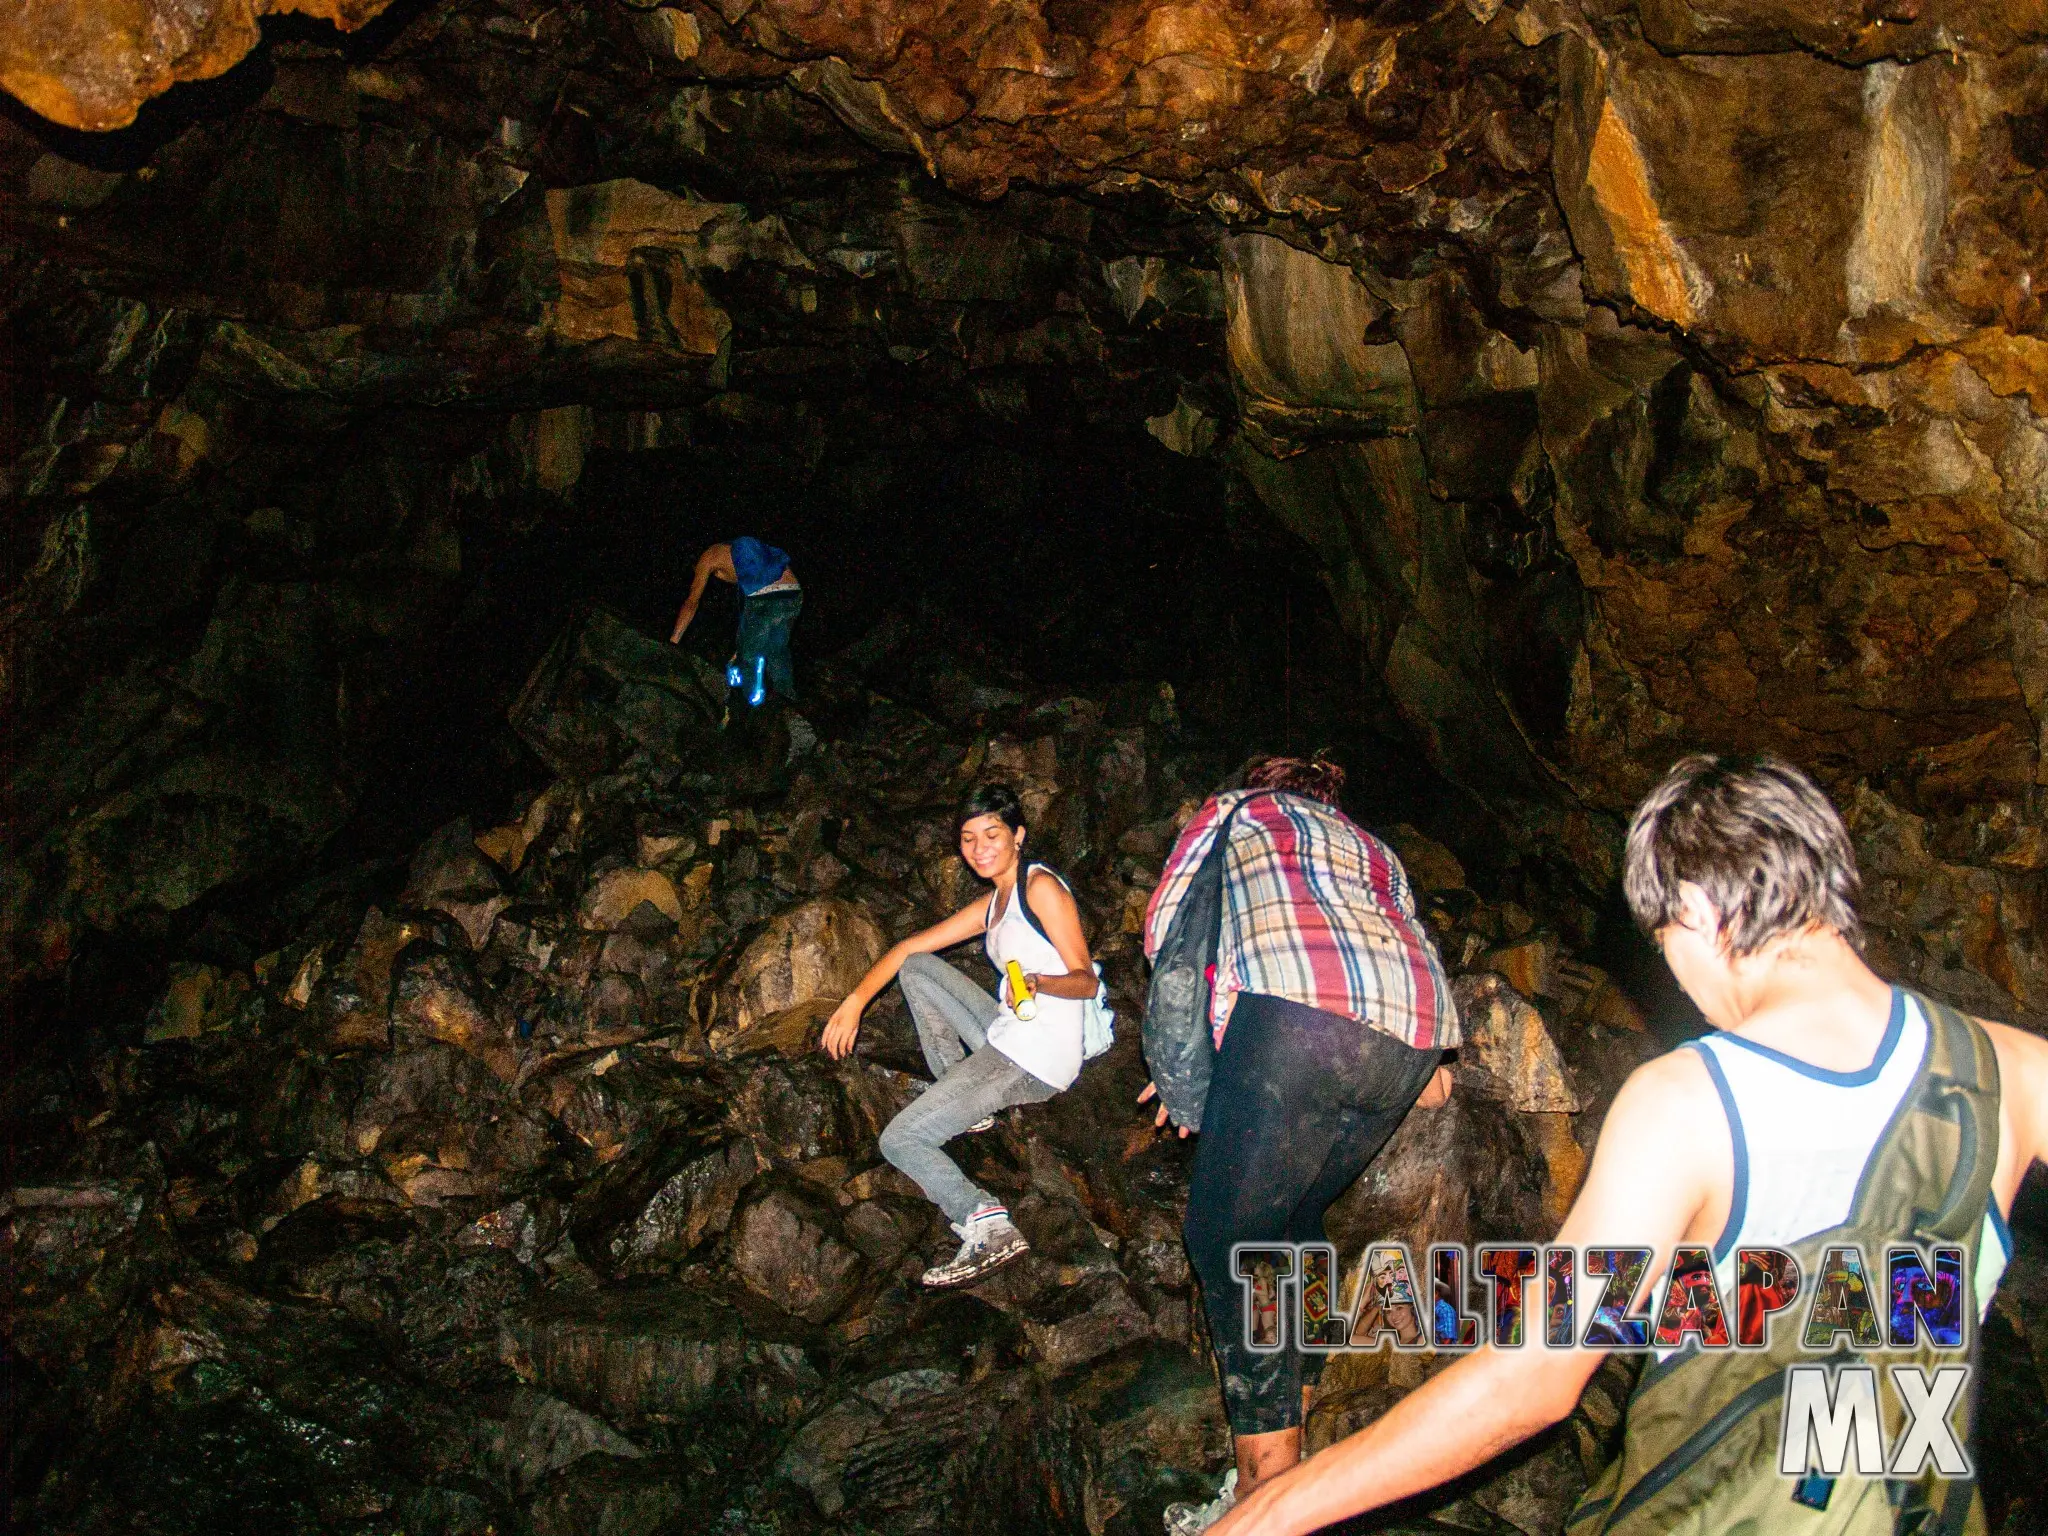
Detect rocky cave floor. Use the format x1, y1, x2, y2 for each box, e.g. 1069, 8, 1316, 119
3, 603, 2045, 1536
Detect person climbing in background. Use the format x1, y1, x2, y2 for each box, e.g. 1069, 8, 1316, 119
822, 784, 1106, 1287
669, 536, 802, 709
1138, 753, 1459, 1536
1200, 754, 2048, 1536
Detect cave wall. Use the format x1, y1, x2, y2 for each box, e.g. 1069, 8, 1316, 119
6, 0, 2048, 1021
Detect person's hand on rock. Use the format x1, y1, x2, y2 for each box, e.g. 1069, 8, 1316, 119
1137, 1080, 1191, 1138
1417, 1063, 1454, 1109
821, 996, 864, 1060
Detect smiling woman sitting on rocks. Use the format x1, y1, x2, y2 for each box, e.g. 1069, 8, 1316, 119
820, 782, 1100, 1286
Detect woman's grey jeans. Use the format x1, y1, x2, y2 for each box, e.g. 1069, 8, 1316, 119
876, 953, 1057, 1226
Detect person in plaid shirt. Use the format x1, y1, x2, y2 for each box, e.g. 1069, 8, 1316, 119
1140, 755, 1459, 1536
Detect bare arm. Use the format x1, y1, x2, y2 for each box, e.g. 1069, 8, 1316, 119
1209, 1050, 1727, 1536
1013, 871, 1097, 1003
670, 544, 733, 643
820, 899, 990, 1060
1986, 1018, 2048, 1216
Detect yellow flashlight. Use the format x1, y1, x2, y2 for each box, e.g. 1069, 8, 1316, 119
1005, 960, 1038, 1020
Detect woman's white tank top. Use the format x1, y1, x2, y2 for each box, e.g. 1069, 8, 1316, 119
982, 866, 1084, 1091
1675, 989, 2011, 1351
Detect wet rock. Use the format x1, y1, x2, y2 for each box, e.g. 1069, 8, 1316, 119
526, 1457, 684, 1536
714, 896, 885, 1052
1482, 937, 1558, 1004
578, 867, 684, 933
476, 1386, 642, 1495
950, 1379, 1100, 1536
510, 608, 723, 781
729, 1177, 869, 1325
404, 820, 510, 951
1384, 824, 1468, 896
396, 1485, 505, 1536
455, 1198, 566, 1268
1013, 1272, 1158, 1375
144, 961, 251, 1042
502, 1285, 822, 1428
0, 1177, 177, 1370
256, 1194, 419, 1295
390, 948, 517, 1080
1066, 1340, 1228, 1470
777, 1368, 1096, 1531
349, 1044, 552, 1205
530, 1052, 711, 1172
720, 1055, 856, 1165
1451, 972, 1583, 1115
775, 1366, 963, 1514
316, 907, 429, 1052
603, 1137, 767, 1273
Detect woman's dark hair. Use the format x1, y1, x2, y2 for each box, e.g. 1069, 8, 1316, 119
1244, 753, 1346, 806
957, 782, 1026, 834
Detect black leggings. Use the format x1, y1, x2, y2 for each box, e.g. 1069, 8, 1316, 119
1184, 992, 1442, 1435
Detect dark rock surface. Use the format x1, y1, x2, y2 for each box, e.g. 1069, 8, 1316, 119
7, 0, 2048, 1032
1, 615, 1700, 1534
6, 0, 2048, 1525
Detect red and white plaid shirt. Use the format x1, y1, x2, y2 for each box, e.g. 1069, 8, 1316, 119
1143, 789, 1459, 1052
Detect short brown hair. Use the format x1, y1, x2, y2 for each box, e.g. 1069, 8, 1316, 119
1623, 753, 1862, 955
1245, 753, 1346, 806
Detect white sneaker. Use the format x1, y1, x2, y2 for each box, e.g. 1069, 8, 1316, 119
920, 1204, 1029, 1287
1162, 1469, 1237, 1536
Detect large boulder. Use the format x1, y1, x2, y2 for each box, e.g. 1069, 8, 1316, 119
403, 819, 509, 951
509, 608, 724, 780
390, 948, 517, 1081
714, 898, 886, 1052
501, 1284, 821, 1428
349, 1044, 552, 1205
729, 1178, 869, 1325
601, 1139, 769, 1274
0, 1175, 178, 1371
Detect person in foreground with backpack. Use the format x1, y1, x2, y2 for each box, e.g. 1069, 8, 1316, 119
822, 783, 1108, 1286
1138, 754, 1459, 1535
1203, 754, 2048, 1536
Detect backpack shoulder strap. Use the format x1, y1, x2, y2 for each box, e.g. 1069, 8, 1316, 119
1017, 863, 1069, 946
1850, 990, 2001, 1245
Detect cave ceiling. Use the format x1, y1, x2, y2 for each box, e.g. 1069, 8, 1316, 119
5, 0, 2048, 1020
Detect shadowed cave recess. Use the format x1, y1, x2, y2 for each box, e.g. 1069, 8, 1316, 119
4, 0, 2048, 1529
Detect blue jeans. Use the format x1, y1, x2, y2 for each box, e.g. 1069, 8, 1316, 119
734, 589, 801, 703
876, 954, 1056, 1225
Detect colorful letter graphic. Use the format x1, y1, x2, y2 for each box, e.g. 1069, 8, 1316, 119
1351, 1244, 1427, 1351
1581, 1249, 1654, 1349
1545, 1247, 1576, 1348
1651, 1246, 1732, 1349
1735, 1247, 1801, 1348
1430, 1245, 1480, 1349
1299, 1244, 1347, 1350
1234, 1246, 1294, 1352
1887, 1246, 1965, 1350
1479, 1246, 1539, 1348
1804, 1245, 1883, 1350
